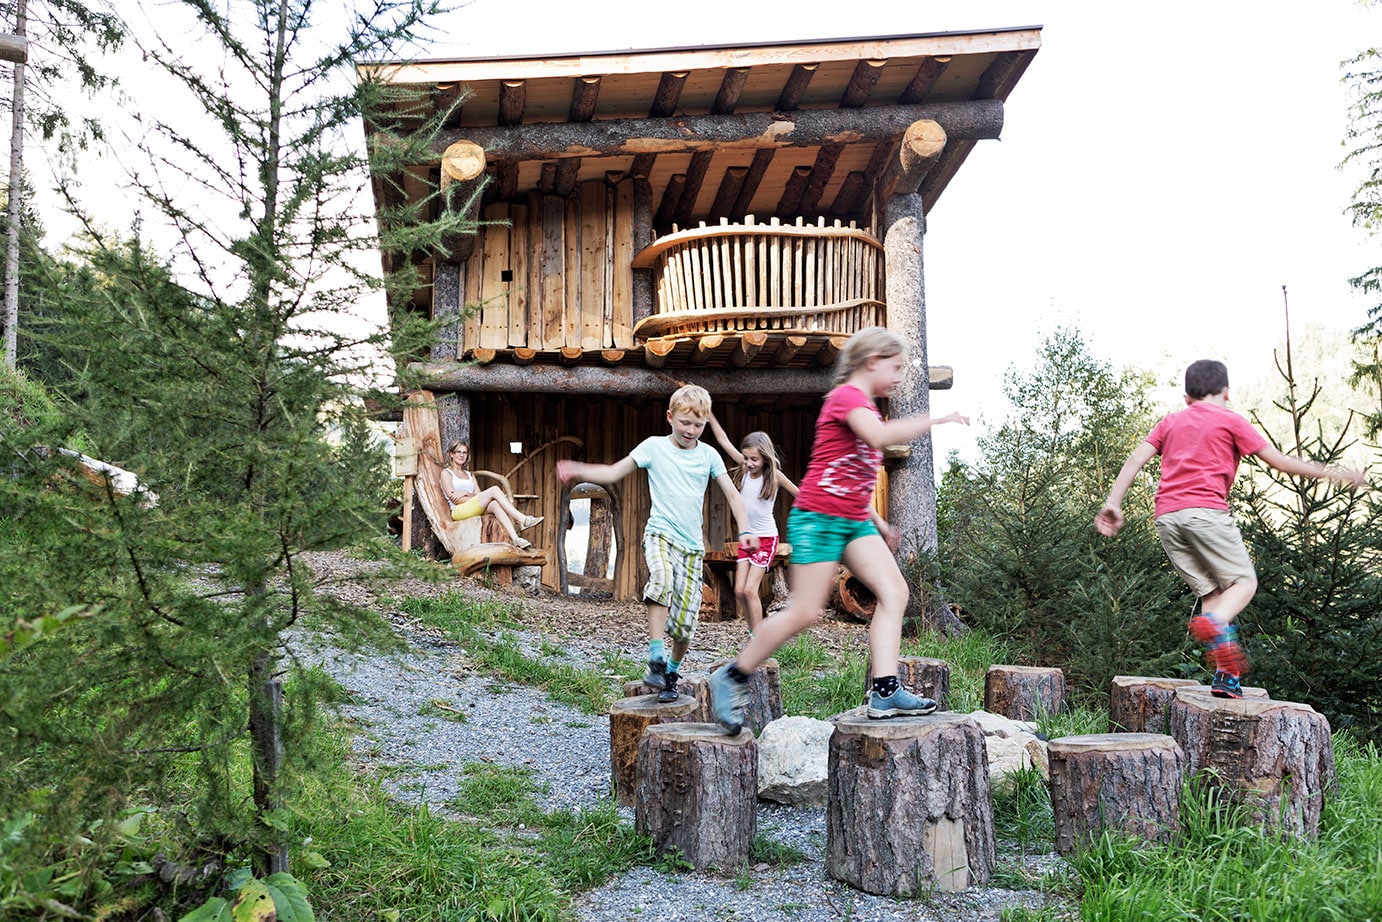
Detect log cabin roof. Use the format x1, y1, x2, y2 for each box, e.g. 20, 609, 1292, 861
363, 27, 1040, 253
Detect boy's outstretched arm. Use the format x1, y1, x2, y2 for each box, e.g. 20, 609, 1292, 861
707, 412, 744, 466
1254, 446, 1367, 488
713, 471, 760, 551
557, 456, 637, 487
1096, 442, 1157, 537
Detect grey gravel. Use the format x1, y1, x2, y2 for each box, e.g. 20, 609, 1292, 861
294, 557, 1071, 922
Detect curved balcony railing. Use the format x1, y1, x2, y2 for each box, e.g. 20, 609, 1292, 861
631, 217, 886, 340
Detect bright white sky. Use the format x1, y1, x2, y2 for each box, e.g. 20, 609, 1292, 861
39, 0, 1382, 465
423, 0, 1381, 463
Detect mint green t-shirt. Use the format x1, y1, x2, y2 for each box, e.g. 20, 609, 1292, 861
629, 435, 727, 551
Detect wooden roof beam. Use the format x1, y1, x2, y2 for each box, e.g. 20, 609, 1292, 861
434, 99, 1003, 159
799, 142, 844, 214
630, 152, 657, 179
709, 167, 748, 221
879, 119, 948, 199
553, 158, 580, 196
674, 151, 714, 227
975, 49, 1036, 101
654, 174, 686, 226
650, 71, 689, 117
499, 80, 525, 126
732, 149, 775, 218
899, 56, 950, 104
774, 166, 813, 219
776, 63, 818, 111
713, 67, 751, 114
841, 59, 886, 108
569, 75, 602, 122
829, 171, 867, 217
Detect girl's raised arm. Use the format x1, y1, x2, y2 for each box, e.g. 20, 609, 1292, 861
774, 470, 800, 497
707, 412, 745, 465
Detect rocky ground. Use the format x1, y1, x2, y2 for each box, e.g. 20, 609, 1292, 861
294, 550, 1069, 922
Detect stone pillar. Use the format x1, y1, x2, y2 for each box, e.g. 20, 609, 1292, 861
882, 192, 936, 556
431, 260, 463, 362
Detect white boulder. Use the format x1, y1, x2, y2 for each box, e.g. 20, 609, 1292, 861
757, 715, 833, 806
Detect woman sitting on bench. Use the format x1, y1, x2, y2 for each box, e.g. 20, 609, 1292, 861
440, 441, 543, 548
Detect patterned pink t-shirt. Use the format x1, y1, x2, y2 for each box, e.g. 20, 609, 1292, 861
1146, 401, 1267, 518
794, 384, 883, 521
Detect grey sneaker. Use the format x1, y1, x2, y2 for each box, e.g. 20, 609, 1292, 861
643, 658, 668, 690
867, 687, 937, 719
520, 515, 544, 531
709, 665, 749, 734
656, 671, 680, 703
512, 536, 532, 549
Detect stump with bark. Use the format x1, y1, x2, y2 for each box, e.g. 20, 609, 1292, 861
622, 674, 710, 721
1047, 733, 1184, 855
826, 710, 995, 895
864, 656, 951, 711
635, 723, 757, 871
709, 658, 782, 734
609, 694, 700, 806
1169, 687, 1336, 837
984, 665, 1065, 721
1109, 676, 1266, 733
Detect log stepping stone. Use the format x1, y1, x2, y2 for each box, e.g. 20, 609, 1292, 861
864, 655, 951, 711
985, 664, 1065, 721
1048, 732, 1184, 855
608, 694, 700, 806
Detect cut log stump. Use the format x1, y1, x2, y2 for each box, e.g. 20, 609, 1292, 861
864, 655, 951, 711
636, 723, 757, 871
1169, 687, 1336, 837
826, 710, 995, 895
985, 665, 1065, 721
609, 694, 700, 806
1109, 676, 1266, 734
622, 673, 710, 721
709, 658, 782, 734
1048, 733, 1184, 855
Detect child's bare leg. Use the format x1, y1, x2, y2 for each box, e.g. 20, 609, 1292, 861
735, 560, 766, 633
647, 601, 670, 644
1201, 576, 1258, 623
736, 561, 836, 672
842, 535, 909, 677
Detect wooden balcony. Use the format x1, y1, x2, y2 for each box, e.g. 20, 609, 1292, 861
631, 217, 886, 356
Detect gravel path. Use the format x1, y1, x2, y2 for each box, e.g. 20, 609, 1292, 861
294, 553, 1068, 921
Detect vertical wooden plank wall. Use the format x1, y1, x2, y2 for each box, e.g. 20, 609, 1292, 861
458, 179, 636, 355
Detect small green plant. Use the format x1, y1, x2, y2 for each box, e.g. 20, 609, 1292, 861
749, 834, 807, 866
180, 869, 314, 922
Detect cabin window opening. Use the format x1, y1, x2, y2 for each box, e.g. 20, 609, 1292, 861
563, 483, 617, 596
501, 269, 514, 282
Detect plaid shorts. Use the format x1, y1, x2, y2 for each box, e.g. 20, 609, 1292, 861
642, 530, 705, 644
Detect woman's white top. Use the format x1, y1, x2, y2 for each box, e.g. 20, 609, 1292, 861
442, 468, 477, 510
739, 472, 778, 537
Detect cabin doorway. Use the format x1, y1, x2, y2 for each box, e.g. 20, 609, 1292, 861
561, 483, 619, 596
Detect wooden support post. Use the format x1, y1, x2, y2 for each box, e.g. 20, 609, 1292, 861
827, 712, 995, 894
709, 659, 782, 735
249, 668, 289, 875
568, 75, 601, 121
636, 724, 757, 870
776, 63, 818, 111
609, 694, 700, 805
431, 260, 463, 362
865, 655, 951, 711
1048, 733, 1184, 855
632, 177, 655, 327
985, 665, 1065, 721
1169, 689, 1336, 837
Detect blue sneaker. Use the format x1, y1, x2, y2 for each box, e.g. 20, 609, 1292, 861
643, 658, 668, 690
1211, 671, 1243, 699
867, 687, 937, 719
708, 666, 749, 734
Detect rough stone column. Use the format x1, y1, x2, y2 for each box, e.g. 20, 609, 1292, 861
883, 191, 937, 557
431, 260, 463, 362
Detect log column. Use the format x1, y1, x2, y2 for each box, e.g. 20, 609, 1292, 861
623, 673, 710, 721
636, 724, 757, 870
1047, 733, 1184, 855
1109, 676, 1266, 734
1169, 688, 1336, 837
827, 711, 994, 895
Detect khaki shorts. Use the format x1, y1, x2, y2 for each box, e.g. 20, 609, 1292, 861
642, 530, 704, 644
1154, 507, 1255, 597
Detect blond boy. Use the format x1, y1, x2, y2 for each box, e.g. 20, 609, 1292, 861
557, 385, 758, 702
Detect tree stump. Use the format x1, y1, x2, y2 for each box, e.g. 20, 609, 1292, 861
864, 655, 951, 711
709, 659, 782, 734
609, 694, 700, 806
1109, 676, 1266, 733
635, 723, 757, 871
1169, 688, 1336, 837
985, 665, 1065, 721
622, 673, 710, 721
826, 710, 995, 895
832, 568, 875, 622
1047, 733, 1184, 855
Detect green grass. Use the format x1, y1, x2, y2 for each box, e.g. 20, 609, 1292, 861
401, 593, 630, 714
776, 635, 867, 718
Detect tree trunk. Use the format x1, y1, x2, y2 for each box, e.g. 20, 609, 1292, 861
583, 494, 612, 578
1048, 733, 1184, 855
3, 0, 28, 369
826, 711, 994, 894
635, 723, 757, 871
623, 673, 709, 721
1169, 688, 1336, 837
1109, 675, 1266, 734
984, 665, 1065, 721
248, 660, 288, 875
609, 694, 700, 806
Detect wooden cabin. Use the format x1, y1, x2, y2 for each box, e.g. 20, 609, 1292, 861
363, 28, 1041, 598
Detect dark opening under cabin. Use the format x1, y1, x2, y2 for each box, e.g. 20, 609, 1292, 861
362, 27, 1041, 599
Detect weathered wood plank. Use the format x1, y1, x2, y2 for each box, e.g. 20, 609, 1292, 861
541, 195, 566, 351
613, 179, 636, 347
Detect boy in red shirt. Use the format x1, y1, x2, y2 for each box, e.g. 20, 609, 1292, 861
1096, 360, 1365, 697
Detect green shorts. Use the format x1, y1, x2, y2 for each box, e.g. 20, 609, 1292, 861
786, 507, 879, 565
